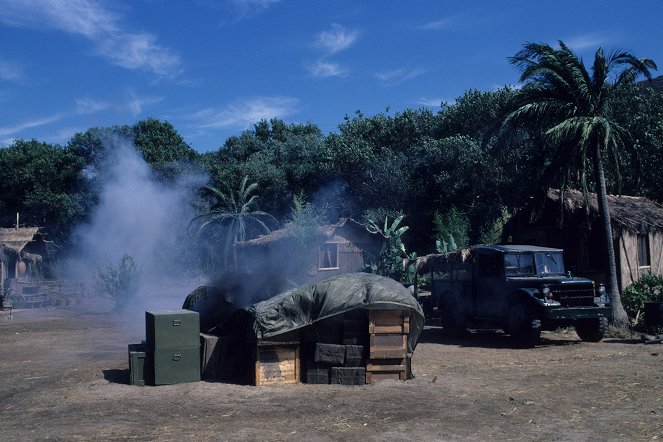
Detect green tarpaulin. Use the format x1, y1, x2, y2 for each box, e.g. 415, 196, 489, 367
242, 272, 424, 352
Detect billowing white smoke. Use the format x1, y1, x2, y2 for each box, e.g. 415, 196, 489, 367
64, 138, 205, 310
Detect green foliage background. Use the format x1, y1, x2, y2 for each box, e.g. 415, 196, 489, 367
2, 74, 662, 280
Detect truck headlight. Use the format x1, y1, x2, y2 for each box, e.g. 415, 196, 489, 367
595, 284, 607, 306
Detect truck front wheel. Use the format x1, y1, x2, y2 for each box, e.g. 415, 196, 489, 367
575, 317, 608, 342
507, 302, 541, 347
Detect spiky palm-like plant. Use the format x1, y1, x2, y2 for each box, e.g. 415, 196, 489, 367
503, 41, 656, 326
193, 176, 276, 271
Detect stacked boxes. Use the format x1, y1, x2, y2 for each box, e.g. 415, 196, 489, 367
146, 310, 201, 385
366, 310, 409, 383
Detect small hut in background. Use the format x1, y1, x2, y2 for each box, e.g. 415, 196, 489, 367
502, 188, 663, 292
0, 227, 47, 292
236, 218, 384, 284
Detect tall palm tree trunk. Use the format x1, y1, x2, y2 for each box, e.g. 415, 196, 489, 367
593, 144, 629, 327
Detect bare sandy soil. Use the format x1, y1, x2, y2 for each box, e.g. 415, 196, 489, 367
1, 301, 662, 441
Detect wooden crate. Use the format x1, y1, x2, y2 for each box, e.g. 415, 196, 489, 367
254, 341, 300, 386
369, 310, 409, 334
369, 333, 407, 359
365, 358, 406, 383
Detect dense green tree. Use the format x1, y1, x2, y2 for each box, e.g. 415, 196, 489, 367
503, 41, 657, 326
133, 118, 199, 181
0, 139, 87, 242
607, 83, 663, 200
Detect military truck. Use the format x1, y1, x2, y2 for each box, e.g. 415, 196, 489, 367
414, 245, 611, 345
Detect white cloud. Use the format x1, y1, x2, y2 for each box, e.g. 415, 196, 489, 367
190, 96, 299, 130
0, 0, 181, 77
315, 24, 359, 54
376, 67, 427, 86
564, 34, 608, 51
420, 17, 456, 31
307, 60, 348, 78
416, 97, 449, 107
0, 113, 64, 137
126, 94, 164, 116
75, 97, 111, 114
227, 0, 280, 17
0, 60, 22, 81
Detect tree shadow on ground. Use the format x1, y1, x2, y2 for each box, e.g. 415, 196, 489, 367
418, 321, 580, 349
103, 368, 130, 385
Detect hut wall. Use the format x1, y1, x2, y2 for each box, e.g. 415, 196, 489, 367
650, 232, 663, 276
617, 231, 663, 291
310, 233, 366, 281
618, 233, 639, 291
0, 260, 5, 296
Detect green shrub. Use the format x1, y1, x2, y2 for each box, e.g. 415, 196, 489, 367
622, 272, 663, 328
96, 254, 140, 311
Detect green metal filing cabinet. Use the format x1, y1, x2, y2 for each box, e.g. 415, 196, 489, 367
145, 310, 201, 385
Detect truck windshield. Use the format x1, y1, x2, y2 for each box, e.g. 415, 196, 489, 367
533, 251, 565, 275
504, 252, 565, 276
504, 253, 535, 275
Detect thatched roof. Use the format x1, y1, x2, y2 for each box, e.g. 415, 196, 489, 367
237, 218, 382, 248
414, 248, 472, 275
0, 227, 39, 253
520, 189, 663, 233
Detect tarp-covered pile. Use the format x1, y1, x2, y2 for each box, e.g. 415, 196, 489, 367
185, 272, 424, 353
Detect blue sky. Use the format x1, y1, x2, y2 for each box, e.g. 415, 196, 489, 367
1, 0, 662, 152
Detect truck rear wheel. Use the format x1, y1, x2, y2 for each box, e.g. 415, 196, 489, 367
440, 293, 466, 337
575, 317, 608, 342
507, 302, 541, 347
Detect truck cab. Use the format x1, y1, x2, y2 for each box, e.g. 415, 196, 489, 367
415, 245, 611, 345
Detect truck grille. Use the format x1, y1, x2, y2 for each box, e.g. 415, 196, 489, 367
552, 287, 595, 307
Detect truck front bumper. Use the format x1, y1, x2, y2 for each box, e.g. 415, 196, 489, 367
542, 306, 611, 321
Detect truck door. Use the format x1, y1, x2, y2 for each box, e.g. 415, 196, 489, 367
474, 252, 503, 319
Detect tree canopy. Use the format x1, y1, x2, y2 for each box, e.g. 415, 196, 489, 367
0, 59, 661, 292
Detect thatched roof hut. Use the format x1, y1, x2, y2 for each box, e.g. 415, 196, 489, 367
541, 188, 663, 234
1, 227, 42, 291
236, 218, 384, 284
237, 218, 384, 248
503, 188, 663, 292
0, 227, 40, 254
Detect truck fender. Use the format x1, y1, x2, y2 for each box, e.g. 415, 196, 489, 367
503, 289, 543, 319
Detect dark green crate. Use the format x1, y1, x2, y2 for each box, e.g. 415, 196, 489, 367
330, 367, 365, 385
128, 343, 151, 386
306, 366, 330, 384
153, 346, 201, 385
145, 310, 200, 349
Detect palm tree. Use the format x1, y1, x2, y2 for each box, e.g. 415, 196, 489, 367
502, 41, 656, 327
192, 176, 276, 271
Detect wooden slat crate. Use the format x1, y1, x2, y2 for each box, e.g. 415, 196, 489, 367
254, 341, 300, 386
369, 333, 407, 359
365, 358, 406, 383
369, 310, 410, 334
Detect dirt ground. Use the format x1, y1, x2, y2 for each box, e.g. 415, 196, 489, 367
1, 298, 662, 441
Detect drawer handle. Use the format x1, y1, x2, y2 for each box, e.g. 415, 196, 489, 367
172, 319, 182, 326
172, 353, 182, 361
